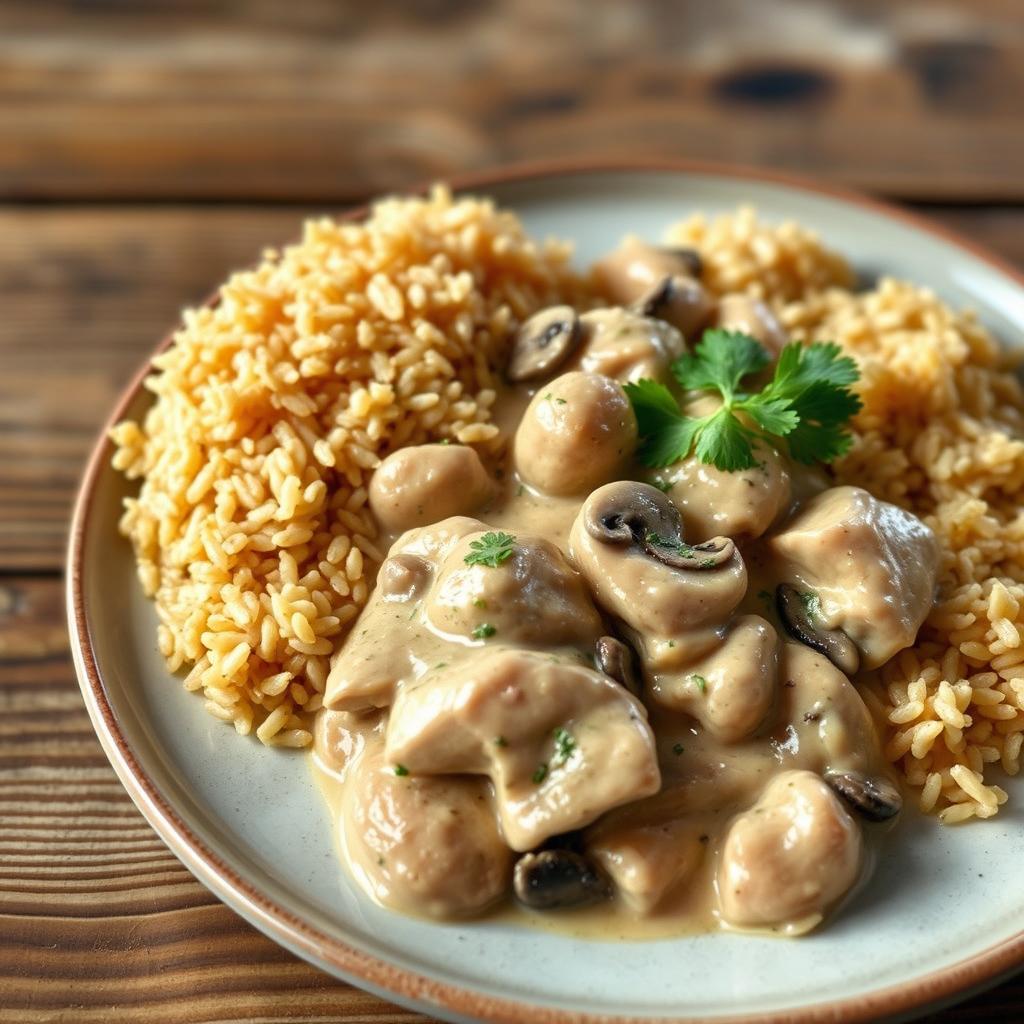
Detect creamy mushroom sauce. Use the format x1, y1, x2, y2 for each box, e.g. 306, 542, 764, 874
312, 241, 940, 938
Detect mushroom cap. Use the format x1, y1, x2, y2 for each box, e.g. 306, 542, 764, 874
776, 583, 860, 676
507, 305, 582, 382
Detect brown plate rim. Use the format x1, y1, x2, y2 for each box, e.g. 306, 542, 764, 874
68, 157, 1024, 1024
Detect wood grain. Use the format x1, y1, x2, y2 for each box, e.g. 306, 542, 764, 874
0, 0, 1023, 200
2, 203, 1023, 573
0, 574, 1021, 1023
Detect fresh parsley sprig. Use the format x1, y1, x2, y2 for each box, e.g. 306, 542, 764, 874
623, 329, 861, 472
464, 531, 516, 568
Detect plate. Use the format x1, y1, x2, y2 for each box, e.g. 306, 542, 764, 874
69, 162, 1024, 1024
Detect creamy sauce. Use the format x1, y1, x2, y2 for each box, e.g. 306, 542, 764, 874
310, 253, 940, 938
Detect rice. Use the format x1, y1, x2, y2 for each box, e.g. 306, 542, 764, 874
669, 206, 1024, 820
110, 185, 587, 747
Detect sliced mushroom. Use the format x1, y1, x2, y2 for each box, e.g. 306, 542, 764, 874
584, 481, 735, 571
596, 635, 641, 696
669, 246, 703, 278
632, 274, 715, 339
776, 583, 860, 676
507, 306, 582, 382
513, 848, 611, 910
826, 770, 902, 822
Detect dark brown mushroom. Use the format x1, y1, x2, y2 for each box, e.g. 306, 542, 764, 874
667, 246, 703, 278
507, 305, 582, 382
512, 849, 611, 910
596, 635, 641, 696
633, 274, 714, 338
776, 584, 860, 676
584, 481, 735, 571
826, 770, 903, 822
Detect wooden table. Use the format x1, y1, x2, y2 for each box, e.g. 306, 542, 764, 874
2, 2, 1022, 1021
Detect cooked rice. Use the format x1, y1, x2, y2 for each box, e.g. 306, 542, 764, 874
110, 186, 587, 747
669, 206, 1024, 820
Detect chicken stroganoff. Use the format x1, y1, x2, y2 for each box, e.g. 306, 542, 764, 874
313, 239, 940, 935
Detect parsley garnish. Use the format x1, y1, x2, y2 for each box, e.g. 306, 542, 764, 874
553, 726, 576, 765
691, 674, 708, 694
472, 622, 497, 640
532, 762, 549, 784
464, 531, 516, 568
393, 764, 409, 777
799, 590, 822, 620
672, 742, 685, 756
494, 735, 508, 747
623, 330, 861, 472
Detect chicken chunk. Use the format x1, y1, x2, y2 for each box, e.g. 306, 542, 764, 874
513, 371, 637, 496
385, 649, 660, 851
718, 770, 863, 932
648, 615, 779, 743
369, 443, 494, 533
769, 486, 939, 669
715, 293, 788, 356
569, 307, 685, 383
324, 518, 602, 711
344, 749, 512, 919
656, 440, 792, 543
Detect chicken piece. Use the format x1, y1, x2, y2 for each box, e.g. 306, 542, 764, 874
768, 486, 939, 669
369, 443, 495, 534
656, 440, 792, 543
586, 815, 705, 914
385, 649, 660, 851
718, 770, 863, 933
715, 293, 788, 356
513, 371, 637, 496
569, 307, 685, 384
648, 615, 778, 743
324, 517, 602, 711
344, 749, 512, 919
569, 482, 748, 659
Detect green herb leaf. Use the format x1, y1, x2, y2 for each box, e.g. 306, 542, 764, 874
672, 742, 685, 756
625, 330, 861, 473
472, 622, 497, 640
393, 764, 409, 777
553, 726, 576, 766
691, 674, 708, 695
464, 531, 516, 568
532, 762, 549, 784
494, 735, 508, 747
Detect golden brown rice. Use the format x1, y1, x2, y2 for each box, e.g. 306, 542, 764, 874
111, 185, 587, 747
668, 206, 1024, 820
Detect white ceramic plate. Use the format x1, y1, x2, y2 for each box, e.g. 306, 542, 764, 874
69, 163, 1024, 1024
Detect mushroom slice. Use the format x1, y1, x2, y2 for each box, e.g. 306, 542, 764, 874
384, 649, 660, 851
507, 305, 582, 382
826, 770, 902, 822
776, 583, 860, 676
584, 480, 734, 570
595, 635, 641, 696
513, 849, 611, 910
633, 274, 714, 338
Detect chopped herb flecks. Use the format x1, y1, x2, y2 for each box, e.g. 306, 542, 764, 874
672, 743, 685, 756
532, 762, 549, 784
472, 622, 497, 640
494, 736, 508, 747
464, 531, 516, 568
553, 726, 576, 766
691, 674, 708, 694
393, 764, 409, 777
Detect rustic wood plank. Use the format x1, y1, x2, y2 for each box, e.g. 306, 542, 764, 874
0, 575, 1020, 1022
1, 203, 1023, 573
0, 0, 1022, 200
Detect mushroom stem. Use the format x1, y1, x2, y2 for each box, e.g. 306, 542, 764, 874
595, 636, 642, 696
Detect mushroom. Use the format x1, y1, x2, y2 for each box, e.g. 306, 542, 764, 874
507, 305, 582, 382
632, 274, 715, 339
584, 480, 735, 570
378, 552, 431, 602
826, 770, 903, 822
776, 583, 860, 676
595, 635, 641, 696
513, 848, 611, 910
